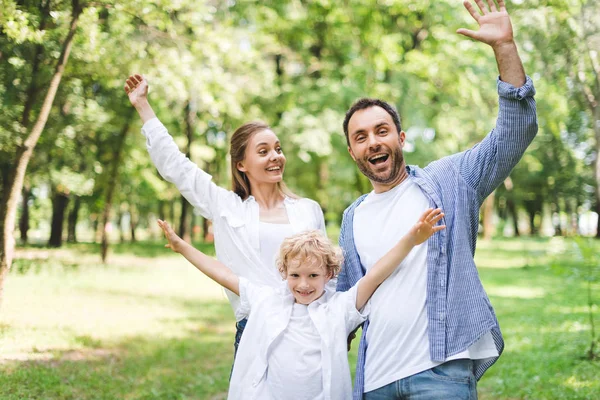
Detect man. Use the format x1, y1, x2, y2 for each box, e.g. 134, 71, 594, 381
336, 1, 537, 399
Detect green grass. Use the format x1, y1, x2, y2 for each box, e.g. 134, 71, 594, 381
1, 237, 598, 399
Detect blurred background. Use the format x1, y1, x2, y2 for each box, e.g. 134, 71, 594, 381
0, 0, 598, 399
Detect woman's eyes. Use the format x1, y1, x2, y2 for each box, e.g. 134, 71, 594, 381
258, 147, 283, 155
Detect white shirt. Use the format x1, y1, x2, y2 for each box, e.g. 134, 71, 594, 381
142, 118, 326, 320
230, 278, 369, 400
267, 303, 324, 400
259, 222, 294, 275
354, 178, 498, 392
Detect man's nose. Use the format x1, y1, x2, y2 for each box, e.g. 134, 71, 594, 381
367, 133, 380, 150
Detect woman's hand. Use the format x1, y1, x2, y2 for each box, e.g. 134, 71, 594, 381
124, 74, 149, 108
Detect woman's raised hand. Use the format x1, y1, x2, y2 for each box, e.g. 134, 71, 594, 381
124, 74, 149, 107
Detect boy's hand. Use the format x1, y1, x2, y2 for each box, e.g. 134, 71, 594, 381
124, 74, 148, 107
409, 208, 445, 246
157, 219, 186, 253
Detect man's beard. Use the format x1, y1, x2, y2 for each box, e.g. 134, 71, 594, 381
355, 145, 404, 185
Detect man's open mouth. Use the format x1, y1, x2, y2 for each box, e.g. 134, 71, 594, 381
368, 154, 389, 165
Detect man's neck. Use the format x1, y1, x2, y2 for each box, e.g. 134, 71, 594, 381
371, 166, 409, 194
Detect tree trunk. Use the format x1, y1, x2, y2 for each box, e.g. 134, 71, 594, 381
506, 198, 520, 237
117, 210, 125, 244
19, 184, 30, 244
100, 116, 133, 263
67, 196, 80, 243
48, 191, 69, 248
130, 211, 137, 243
0, 1, 83, 308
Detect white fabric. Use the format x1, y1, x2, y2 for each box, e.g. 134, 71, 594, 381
354, 177, 498, 392
142, 118, 326, 320
259, 222, 294, 277
267, 303, 324, 400
230, 278, 370, 400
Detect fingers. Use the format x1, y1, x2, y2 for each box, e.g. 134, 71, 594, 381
497, 0, 506, 12
419, 208, 434, 222
424, 208, 444, 224
456, 28, 478, 40
473, 0, 488, 15
463, 0, 481, 21
433, 225, 446, 232
486, 0, 497, 13
124, 74, 145, 94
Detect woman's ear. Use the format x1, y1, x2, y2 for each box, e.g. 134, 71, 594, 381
237, 161, 247, 172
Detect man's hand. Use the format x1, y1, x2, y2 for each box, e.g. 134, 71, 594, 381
157, 220, 186, 253
457, 0, 513, 49
124, 74, 149, 108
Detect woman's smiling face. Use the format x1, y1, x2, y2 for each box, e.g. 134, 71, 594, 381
237, 129, 286, 186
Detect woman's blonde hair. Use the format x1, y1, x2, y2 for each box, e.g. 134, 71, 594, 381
230, 121, 297, 200
276, 230, 343, 279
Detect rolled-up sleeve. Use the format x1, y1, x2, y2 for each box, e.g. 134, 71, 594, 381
449, 76, 538, 202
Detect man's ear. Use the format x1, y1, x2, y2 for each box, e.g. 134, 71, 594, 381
348, 146, 357, 162
237, 161, 247, 172
399, 131, 406, 147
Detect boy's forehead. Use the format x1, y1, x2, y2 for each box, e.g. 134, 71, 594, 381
287, 256, 325, 271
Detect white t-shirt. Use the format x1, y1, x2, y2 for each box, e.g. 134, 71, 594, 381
259, 221, 294, 274
267, 303, 324, 400
354, 177, 498, 392
229, 278, 369, 400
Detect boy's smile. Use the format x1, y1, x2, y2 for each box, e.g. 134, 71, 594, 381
285, 256, 331, 305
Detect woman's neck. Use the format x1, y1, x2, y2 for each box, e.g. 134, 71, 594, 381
251, 182, 285, 209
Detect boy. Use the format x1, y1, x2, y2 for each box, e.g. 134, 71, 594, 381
157, 207, 444, 399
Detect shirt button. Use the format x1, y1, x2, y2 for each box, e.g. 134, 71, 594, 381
252, 381, 258, 387
439, 312, 445, 321
440, 280, 445, 287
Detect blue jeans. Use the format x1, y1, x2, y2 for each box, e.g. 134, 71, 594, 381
234, 318, 247, 357
230, 318, 247, 381
363, 359, 477, 400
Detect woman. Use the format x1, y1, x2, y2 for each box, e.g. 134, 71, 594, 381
124, 74, 326, 356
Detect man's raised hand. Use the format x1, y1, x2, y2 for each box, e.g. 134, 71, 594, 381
457, 0, 514, 49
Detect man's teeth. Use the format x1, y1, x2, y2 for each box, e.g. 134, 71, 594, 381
369, 154, 387, 161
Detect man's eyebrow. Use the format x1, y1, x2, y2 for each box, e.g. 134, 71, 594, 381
351, 121, 390, 136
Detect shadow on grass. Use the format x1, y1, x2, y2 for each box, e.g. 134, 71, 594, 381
0, 300, 234, 400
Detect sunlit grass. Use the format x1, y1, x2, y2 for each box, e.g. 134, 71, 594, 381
1, 237, 599, 399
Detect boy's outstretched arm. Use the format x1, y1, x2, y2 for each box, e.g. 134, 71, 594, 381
157, 220, 240, 295
355, 209, 445, 310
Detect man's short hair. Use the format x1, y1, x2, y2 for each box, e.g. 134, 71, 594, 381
343, 98, 402, 146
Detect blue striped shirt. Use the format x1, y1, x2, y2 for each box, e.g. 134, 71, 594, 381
337, 77, 538, 399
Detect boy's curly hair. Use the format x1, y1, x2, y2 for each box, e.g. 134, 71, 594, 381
276, 230, 343, 279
